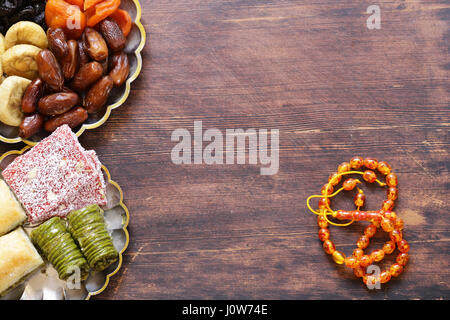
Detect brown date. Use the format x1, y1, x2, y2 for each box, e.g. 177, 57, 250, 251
99, 18, 126, 52
47, 28, 69, 61
61, 40, 79, 80
83, 27, 108, 61
21, 78, 45, 113
38, 92, 80, 116
70, 61, 103, 92
78, 40, 90, 67
19, 113, 44, 139
44, 107, 88, 132
84, 76, 113, 114
108, 52, 130, 86
36, 50, 64, 91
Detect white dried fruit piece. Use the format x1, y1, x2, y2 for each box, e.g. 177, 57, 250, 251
2, 44, 41, 80
4, 21, 48, 50
0, 33, 5, 56
0, 75, 31, 126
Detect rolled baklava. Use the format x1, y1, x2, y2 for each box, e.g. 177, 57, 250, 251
0, 228, 44, 296
67, 205, 118, 271
30, 217, 89, 281
0, 180, 26, 236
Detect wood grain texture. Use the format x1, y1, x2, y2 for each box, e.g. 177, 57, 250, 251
2, 0, 449, 299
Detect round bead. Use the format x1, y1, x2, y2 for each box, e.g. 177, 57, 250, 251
381, 217, 394, 232
380, 270, 391, 283
354, 266, 365, 278
352, 248, 364, 259
396, 252, 409, 266
397, 239, 410, 253
387, 187, 398, 201
363, 274, 379, 286
390, 263, 404, 277
359, 255, 372, 268
377, 161, 392, 175
386, 173, 398, 187
318, 228, 330, 242
382, 199, 395, 211
383, 211, 397, 221
364, 224, 377, 238
317, 215, 328, 228
328, 172, 341, 186
323, 240, 335, 255
332, 250, 346, 264
318, 197, 330, 209
343, 178, 359, 191
382, 241, 396, 254
321, 183, 334, 195
349, 156, 364, 169
370, 249, 385, 262
357, 235, 370, 249
364, 158, 378, 170
390, 229, 402, 243
363, 170, 377, 183
395, 218, 404, 230
354, 193, 365, 207
337, 162, 351, 174
344, 256, 359, 269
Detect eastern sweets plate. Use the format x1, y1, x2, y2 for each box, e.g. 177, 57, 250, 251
0, 0, 146, 145
0, 125, 130, 300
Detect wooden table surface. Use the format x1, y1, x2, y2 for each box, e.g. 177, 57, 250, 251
2, 0, 449, 299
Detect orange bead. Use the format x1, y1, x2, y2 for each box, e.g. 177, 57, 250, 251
354, 266, 365, 278
359, 255, 372, 267
343, 178, 359, 191
364, 224, 377, 238
390, 229, 402, 243
321, 183, 333, 195
323, 240, 335, 255
337, 162, 351, 174
352, 248, 364, 259
357, 235, 370, 249
318, 197, 330, 209
390, 263, 404, 277
397, 239, 410, 253
396, 252, 409, 266
364, 158, 378, 170
380, 270, 391, 283
381, 217, 394, 232
332, 250, 346, 264
344, 256, 359, 269
328, 172, 341, 186
363, 170, 377, 183
383, 211, 397, 221
386, 173, 398, 187
317, 215, 328, 228
382, 241, 396, 254
349, 156, 364, 169
387, 187, 398, 201
382, 199, 395, 211
377, 161, 392, 175
354, 192, 365, 207
370, 249, 385, 262
318, 228, 330, 242
395, 218, 404, 230
363, 274, 379, 286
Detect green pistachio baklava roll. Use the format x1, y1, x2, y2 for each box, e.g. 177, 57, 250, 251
30, 217, 89, 281
67, 205, 118, 271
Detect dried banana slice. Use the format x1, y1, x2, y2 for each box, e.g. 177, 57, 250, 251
4, 21, 48, 50
2, 44, 41, 80
0, 75, 31, 126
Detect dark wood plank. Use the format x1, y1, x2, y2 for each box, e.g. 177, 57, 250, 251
2, 0, 449, 299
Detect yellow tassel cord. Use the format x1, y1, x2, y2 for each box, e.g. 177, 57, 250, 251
306, 170, 386, 227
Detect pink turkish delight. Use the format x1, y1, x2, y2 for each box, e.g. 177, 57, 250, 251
2, 125, 106, 224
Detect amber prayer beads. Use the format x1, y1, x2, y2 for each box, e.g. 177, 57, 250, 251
307, 157, 409, 286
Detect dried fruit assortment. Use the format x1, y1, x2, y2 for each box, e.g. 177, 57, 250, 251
0, 0, 132, 140
306, 157, 409, 287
